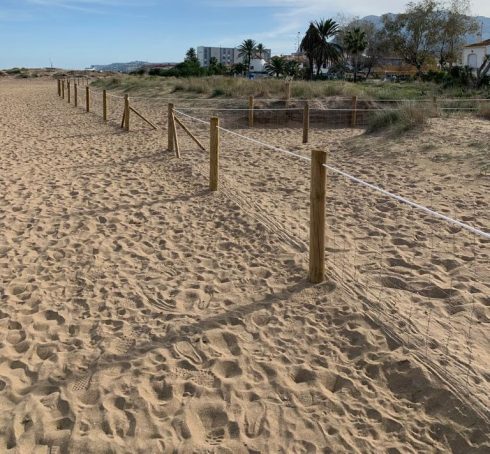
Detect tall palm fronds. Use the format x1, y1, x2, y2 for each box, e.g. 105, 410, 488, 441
344, 27, 368, 82
237, 39, 257, 75
300, 23, 321, 80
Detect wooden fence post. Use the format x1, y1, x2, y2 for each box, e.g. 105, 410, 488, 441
210, 117, 220, 191
103, 90, 107, 121
167, 103, 175, 151
351, 96, 358, 127
57, 80, 61, 96
248, 95, 254, 128
67, 81, 71, 103
74, 84, 78, 107
86, 86, 90, 112
432, 96, 438, 116
62, 80, 65, 99
309, 149, 327, 283
303, 102, 310, 144
124, 95, 130, 131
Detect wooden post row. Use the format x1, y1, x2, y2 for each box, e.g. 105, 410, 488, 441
351, 96, 358, 128
74, 84, 78, 107
309, 149, 327, 283
86, 86, 90, 112
210, 117, 219, 191
248, 95, 254, 128
103, 90, 107, 121
303, 102, 310, 144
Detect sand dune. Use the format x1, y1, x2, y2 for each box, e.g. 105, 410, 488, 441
0, 78, 488, 453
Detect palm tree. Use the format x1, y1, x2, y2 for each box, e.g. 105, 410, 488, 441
255, 43, 266, 59
300, 23, 321, 80
313, 19, 342, 76
265, 56, 286, 78
285, 60, 301, 78
344, 27, 368, 82
237, 39, 257, 76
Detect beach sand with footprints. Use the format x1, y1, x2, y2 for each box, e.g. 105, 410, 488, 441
0, 78, 489, 452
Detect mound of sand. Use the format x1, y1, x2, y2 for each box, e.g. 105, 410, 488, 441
0, 79, 488, 453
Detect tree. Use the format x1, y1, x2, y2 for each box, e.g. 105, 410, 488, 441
300, 23, 322, 80
255, 43, 266, 59
285, 60, 301, 78
231, 62, 247, 76
437, 0, 478, 68
185, 48, 199, 64
382, 0, 441, 76
477, 56, 490, 87
344, 27, 368, 82
237, 39, 257, 75
265, 56, 286, 77
313, 19, 343, 76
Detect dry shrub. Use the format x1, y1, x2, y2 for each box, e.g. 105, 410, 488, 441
367, 104, 429, 134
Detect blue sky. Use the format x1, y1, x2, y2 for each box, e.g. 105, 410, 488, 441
1, 0, 489, 69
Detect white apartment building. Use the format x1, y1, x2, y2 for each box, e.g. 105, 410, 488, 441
197, 46, 271, 67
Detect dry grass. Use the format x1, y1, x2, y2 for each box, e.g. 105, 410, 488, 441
366, 104, 430, 134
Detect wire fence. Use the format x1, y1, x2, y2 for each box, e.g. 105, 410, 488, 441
56, 82, 490, 416
170, 107, 490, 418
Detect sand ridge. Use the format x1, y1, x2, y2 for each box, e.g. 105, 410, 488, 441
0, 79, 489, 453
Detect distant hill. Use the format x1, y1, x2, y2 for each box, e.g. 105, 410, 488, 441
361, 14, 490, 42
89, 61, 178, 73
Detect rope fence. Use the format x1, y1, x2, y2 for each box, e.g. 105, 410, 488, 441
55, 79, 489, 411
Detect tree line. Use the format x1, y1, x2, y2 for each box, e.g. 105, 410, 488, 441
136, 0, 488, 86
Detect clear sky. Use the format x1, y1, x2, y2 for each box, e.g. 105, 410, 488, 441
1, 0, 489, 69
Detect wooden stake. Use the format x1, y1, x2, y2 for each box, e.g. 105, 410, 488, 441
309, 149, 327, 283
248, 95, 254, 128
62, 80, 65, 99
167, 103, 175, 151
351, 96, 358, 127
130, 106, 157, 130
303, 102, 310, 144
171, 111, 180, 158
121, 110, 126, 128
124, 94, 130, 131
57, 79, 61, 96
103, 89, 107, 121
86, 86, 90, 112
210, 117, 219, 191
174, 115, 205, 150
74, 84, 78, 107
432, 96, 438, 116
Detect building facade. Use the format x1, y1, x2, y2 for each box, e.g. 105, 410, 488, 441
462, 39, 490, 70
197, 46, 271, 67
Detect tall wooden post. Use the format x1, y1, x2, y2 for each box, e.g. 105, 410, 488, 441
303, 102, 310, 144
432, 96, 438, 116
285, 82, 291, 106
124, 95, 130, 131
210, 117, 220, 191
85, 86, 90, 112
248, 95, 254, 128
74, 84, 78, 107
167, 103, 175, 151
57, 80, 61, 96
351, 96, 358, 127
309, 149, 327, 283
103, 90, 107, 121
67, 81, 71, 103
62, 80, 65, 99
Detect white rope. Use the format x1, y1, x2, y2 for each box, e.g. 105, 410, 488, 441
323, 164, 490, 239
177, 107, 304, 112
174, 109, 209, 125
217, 126, 311, 162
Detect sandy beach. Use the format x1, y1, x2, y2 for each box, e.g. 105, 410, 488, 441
0, 78, 489, 453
